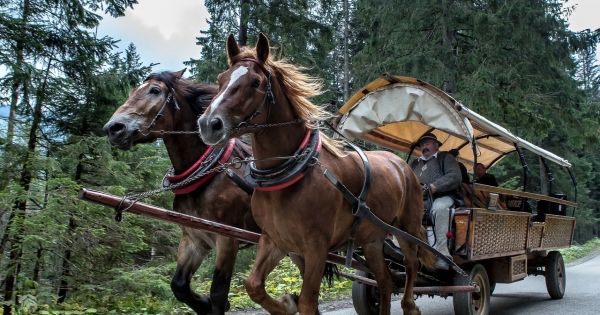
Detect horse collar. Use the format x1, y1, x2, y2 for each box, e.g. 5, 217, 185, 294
162, 138, 235, 194
244, 128, 321, 191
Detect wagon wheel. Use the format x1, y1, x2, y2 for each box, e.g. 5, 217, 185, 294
453, 264, 490, 315
351, 270, 380, 315
545, 251, 566, 299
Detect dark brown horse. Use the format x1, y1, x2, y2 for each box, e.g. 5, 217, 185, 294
198, 34, 436, 315
103, 70, 259, 315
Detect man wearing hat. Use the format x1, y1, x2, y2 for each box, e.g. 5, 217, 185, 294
410, 132, 463, 270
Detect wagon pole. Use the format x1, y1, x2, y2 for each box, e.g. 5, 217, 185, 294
77, 188, 369, 272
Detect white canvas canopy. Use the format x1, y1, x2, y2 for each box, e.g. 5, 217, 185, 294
335, 75, 571, 170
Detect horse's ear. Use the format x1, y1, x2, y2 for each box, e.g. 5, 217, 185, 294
173, 68, 187, 79
256, 33, 270, 63
226, 34, 240, 61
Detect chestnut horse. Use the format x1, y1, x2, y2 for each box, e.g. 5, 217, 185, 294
198, 34, 436, 315
103, 70, 259, 315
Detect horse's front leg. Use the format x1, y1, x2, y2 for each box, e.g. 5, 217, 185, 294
297, 245, 328, 315
210, 235, 240, 315
245, 234, 293, 315
170, 231, 212, 314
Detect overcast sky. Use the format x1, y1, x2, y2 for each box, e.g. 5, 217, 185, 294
1, 0, 600, 119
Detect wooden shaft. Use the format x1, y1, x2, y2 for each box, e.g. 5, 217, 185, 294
77, 188, 369, 271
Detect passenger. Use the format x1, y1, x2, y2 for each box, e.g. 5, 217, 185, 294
411, 133, 463, 270
475, 163, 499, 187
449, 149, 471, 184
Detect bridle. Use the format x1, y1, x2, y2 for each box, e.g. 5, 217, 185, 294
230, 58, 303, 133
141, 87, 181, 136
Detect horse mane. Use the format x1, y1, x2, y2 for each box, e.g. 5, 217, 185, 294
144, 72, 219, 115
229, 48, 345, 157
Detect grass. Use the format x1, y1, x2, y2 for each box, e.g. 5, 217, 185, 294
559, 238, 600, 263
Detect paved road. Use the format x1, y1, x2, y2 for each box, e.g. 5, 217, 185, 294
325, 253, 600, 315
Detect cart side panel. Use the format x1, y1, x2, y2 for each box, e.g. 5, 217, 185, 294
470, 209, 530, 260
528, 222, 544, 250
539, 215, 576, 250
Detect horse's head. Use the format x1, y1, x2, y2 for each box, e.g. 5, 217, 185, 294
104, 69, 216, 150
198, 33, 274, 146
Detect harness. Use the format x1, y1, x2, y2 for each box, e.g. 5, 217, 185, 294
162, 139, 236, 194
244, 128, 321, 191
142, 88, 180, 136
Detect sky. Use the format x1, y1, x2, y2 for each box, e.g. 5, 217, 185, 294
94, 0, 600, 75
1, 0, 599, 119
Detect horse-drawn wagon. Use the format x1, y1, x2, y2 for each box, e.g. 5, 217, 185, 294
334, 75, 577, 315
85, 35, 577, 315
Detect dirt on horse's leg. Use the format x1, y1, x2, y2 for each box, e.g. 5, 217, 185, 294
297, 247, 328, 315
398, 237, 421, 315
210, 236, 240, 315
245, 235, 292, 315
362, 242, 393, 315
171, 232, 212, 314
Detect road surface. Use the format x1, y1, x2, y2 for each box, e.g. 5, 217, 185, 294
324, 252, 600, 315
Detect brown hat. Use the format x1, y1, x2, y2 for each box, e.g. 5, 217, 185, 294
418, 132, 443, 147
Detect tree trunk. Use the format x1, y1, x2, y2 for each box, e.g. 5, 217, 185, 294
3, 55, 51, 315
57, 155, 83, 303
441, 0, 456, 95
32, 246, 43, 284
57, 214, 76, 303
1, 0, 30, 191
343, 0, 349, 101
239, 0, 250, 46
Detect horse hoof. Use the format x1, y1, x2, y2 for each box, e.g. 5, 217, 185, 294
276, 293, 299, 315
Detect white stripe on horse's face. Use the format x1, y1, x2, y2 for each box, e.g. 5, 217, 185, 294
208, 66, 248, 115
137, 82, 149, 90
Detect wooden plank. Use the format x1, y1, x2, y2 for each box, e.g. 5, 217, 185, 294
474, 184, 578, 208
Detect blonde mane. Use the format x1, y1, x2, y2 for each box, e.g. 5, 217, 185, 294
229, 47, 345, 157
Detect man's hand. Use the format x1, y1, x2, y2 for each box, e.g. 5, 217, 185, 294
429, 183, 436, 194
421, 183, 429, 197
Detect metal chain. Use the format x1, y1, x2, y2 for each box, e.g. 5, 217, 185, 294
116, 150, 313, 215
141, 118, 305, 136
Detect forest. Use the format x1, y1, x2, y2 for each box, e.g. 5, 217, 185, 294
1, 0, 599, 314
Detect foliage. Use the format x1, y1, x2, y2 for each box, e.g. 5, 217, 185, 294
560, 238, 600, 263
1, 0, 600, 314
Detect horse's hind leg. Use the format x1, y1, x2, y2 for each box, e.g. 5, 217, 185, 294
397, 235, 421, 315
245, 234, 293, 315
210, 235, 240, 315
362, 242, 393, 315
171, 231, 212, 314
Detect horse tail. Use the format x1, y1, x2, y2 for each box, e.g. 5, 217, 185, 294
321, 262, 339, 287
417, 225, 437, 269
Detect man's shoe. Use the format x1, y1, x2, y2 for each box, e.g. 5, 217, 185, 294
435, 257, 449, 270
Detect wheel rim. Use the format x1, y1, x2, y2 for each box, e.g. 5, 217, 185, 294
470, 272, 488, 315
556, 256, 565, 293
367, 285, 380, 313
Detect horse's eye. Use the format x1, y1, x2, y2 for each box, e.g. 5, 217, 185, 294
149, 86, 161, 94
251, 79, 261, 88
197, 96, 212, 104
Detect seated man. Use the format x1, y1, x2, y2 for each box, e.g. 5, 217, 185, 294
411, 133, 463, 270
475, 163, 499, 187
449, 149, 470, 184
